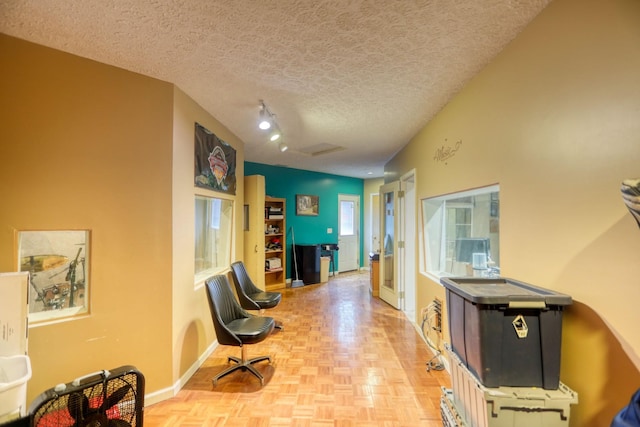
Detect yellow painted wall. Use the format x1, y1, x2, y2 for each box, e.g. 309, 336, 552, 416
170, 86, 245, 395
3, 0, 639, 421
0, 34, 245, 405
0, 34, 174, 400
385, 0, 640, 425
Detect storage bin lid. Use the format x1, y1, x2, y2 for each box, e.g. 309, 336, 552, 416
440, 277, 572, 307
0, 272, 29, 356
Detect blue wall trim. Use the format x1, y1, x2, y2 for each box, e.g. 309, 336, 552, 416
245, 162, 365, 279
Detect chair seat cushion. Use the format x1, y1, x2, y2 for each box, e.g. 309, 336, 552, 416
227, 316, 275, 344
249, 292, 282, 309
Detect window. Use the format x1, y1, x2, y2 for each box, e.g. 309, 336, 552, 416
421, 185, 499, 279
340, 200, 355, 236
195, 195, 233, 283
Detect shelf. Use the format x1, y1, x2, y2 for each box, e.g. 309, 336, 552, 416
266, 282, 286, 291
264, 197, 286, 291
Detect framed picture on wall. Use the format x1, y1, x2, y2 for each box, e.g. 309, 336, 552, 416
194, 122, 237, 195
17, 230, 90, 323
296, 194, 319, 216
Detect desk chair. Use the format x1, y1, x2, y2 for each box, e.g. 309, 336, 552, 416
205, 275, 275, 385
230, 261, 283, 330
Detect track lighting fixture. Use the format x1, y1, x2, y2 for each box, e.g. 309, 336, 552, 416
258, 100, 273, 130
258, 100, 287, 152
258, 116, 271, 130
269, 126, 281, 142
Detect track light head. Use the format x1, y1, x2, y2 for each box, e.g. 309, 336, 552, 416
258, 101, 272, 130
258, 100, 287, 153
258, 118, 271, 130
269, 129, 281, 141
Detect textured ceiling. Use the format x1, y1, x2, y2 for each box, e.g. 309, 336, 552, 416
0, 0, 551, 178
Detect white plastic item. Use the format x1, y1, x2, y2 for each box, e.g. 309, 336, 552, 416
0, 272, 31, 423
320, 257, 330, 282
0, 272, 29, 357
0, 355, 32, 422
441, 387, 466, 427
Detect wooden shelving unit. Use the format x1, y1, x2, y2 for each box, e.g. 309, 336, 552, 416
264, 197, 286, 290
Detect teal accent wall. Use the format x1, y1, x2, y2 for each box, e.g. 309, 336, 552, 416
245, 162, 364, 279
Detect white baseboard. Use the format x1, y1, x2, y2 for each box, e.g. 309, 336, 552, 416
144, 340, 219, 406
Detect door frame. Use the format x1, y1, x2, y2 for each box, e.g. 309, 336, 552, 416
400, 170, 416, 322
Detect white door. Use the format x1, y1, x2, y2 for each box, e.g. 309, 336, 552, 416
400, 171, 416, 322
379, 181, 401, 309
338, 194, 360, 272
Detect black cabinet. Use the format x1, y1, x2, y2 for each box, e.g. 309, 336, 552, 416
293, 244, 321, 285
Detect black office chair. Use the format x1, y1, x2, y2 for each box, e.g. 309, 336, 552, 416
230, 261, 283, 330
205, 274, 275, 385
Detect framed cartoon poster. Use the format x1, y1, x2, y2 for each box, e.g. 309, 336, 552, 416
194, 122, 237, 195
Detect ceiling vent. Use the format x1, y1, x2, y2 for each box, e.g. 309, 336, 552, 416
297, 143, 346, 157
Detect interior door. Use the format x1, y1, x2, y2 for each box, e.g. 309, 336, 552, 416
379, 181, 401, 309
337, 194, 360, 272
243, 175, 266, 289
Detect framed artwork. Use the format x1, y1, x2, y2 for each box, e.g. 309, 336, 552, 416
296, 194, 319, 216
17, 230, 90, 322
194, 122, 237, 195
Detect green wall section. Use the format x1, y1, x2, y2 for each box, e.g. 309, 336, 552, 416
245, 162, 365, 279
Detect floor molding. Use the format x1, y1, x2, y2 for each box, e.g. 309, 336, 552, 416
144, 340, 218, 406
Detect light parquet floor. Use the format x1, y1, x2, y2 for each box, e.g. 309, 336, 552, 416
144, 271, 450, 426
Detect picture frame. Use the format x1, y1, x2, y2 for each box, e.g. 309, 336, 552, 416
17, 230, 90, 323
296, 194, 319, 216
194, 122, 237, 195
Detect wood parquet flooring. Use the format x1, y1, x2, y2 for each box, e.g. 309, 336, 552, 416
144, 271, 450, 426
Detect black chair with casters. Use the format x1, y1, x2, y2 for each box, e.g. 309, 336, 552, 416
230, 260, 283, 330
205, 274, 275, 385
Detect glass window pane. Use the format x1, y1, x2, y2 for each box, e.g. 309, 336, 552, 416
420, 185, 500, 279
195, 195, 233, 281
340, 201, 355, 236
384, 193, 394, 255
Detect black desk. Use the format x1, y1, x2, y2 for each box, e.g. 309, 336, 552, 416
293, 244, 321, 284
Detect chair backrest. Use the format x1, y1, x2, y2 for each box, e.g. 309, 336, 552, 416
205, 275, 249, 347
230, 261, 262, 310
